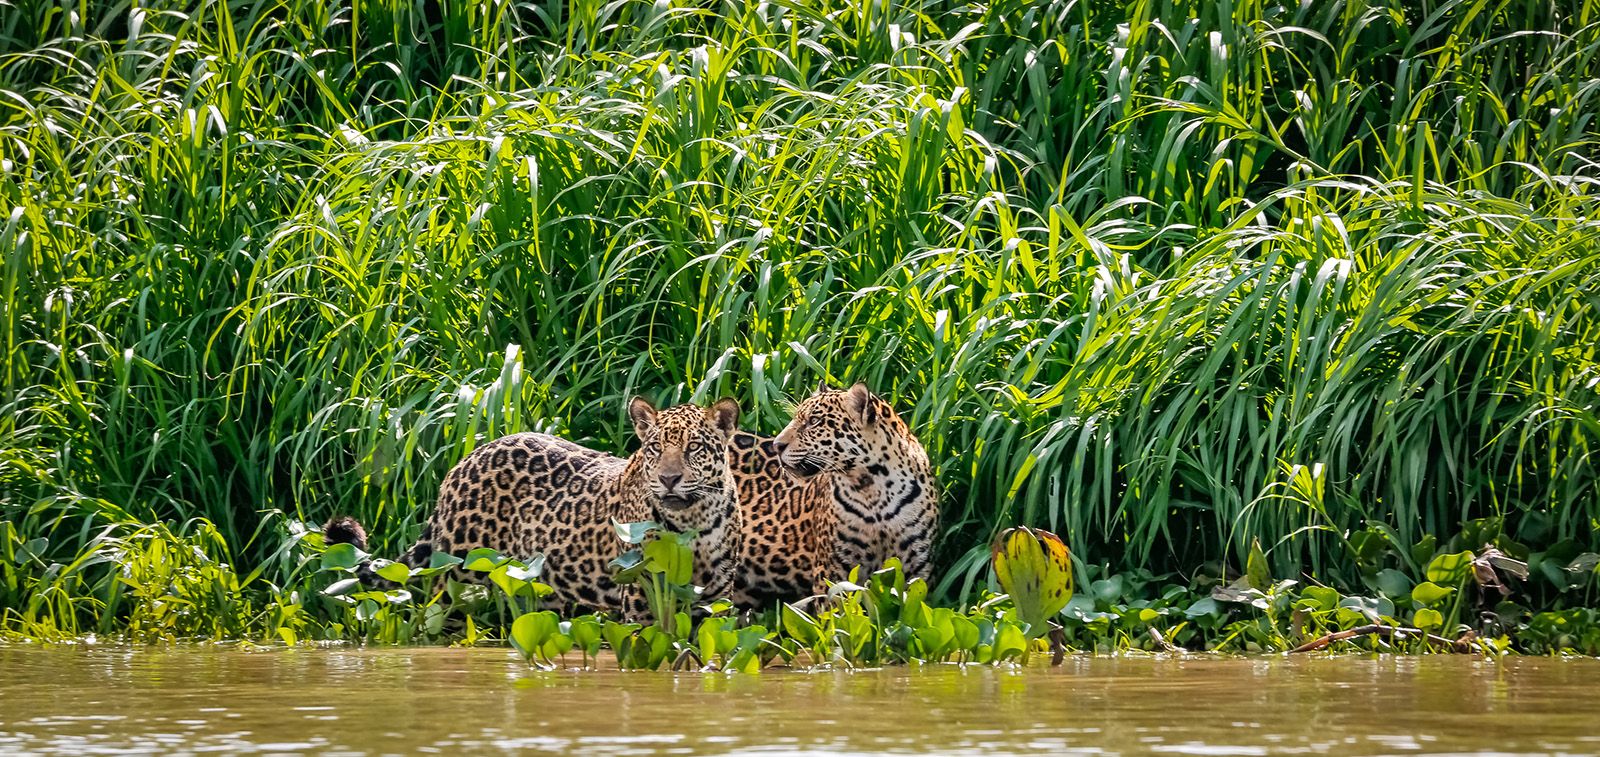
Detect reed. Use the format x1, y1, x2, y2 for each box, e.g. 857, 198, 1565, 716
1, 0, 1596, 616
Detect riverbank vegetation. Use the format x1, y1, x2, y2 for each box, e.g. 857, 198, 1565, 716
3, 0, 1599, 655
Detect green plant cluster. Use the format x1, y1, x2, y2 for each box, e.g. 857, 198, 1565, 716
3, 0, 1599, 640
11, 517, 1597, 660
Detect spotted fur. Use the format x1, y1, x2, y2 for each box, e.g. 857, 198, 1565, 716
326, 398, 743, 617
731, 384, 939, 607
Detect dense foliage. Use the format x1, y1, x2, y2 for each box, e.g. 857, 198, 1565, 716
2, 0, 1599, 645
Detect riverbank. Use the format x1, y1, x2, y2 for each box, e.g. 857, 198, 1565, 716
4, 522, 1596, 659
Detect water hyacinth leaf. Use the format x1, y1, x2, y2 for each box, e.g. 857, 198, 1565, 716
321, 543, 367, 572
463, 548, 509, 572
1184, 596, 1222, 619
542, 631, 574, 660
781, 604, 822, 646
505, 557, 546, 581
1410, 535, 1438, 569
383, 589, 411, 604
489, 565, 526, 599
1375, 569, 1412, 599
640, 626, 673, 669
1245, 538, 1271, 591
1090, 575, 1124, 605
994, 621, 1028, 661
374, 560, 411, 584
1413, 607, 1445, 631
323, 577, 362, 597
1410, 581, 1454, 607
1427, 551, 1476, 585
697, 620, 723, 659
355, 599, 380, 622
601, 621, 639, 655
1211, 585, 1269, 610
510, 611, 560, 662
902, 578, 930, 627
871, 560, 907, 594
423, 603, 446, 635
1063, 594, 1103, 621
949, 615, 980, 652
612, 520, 660, 545
610, 548, 646, 583
430, 552, 464, 569
1299, 586, 1340, 611
915, 623, 952, 657
728, 647, 760, 673
569, 616, 602, 656
827, 580, 867, 599
1339, 595, 1396, 622
642, 537, 693, 585
992, 527, 1073, 638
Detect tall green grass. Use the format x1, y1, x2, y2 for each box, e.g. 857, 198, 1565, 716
2, 0, 1597, 612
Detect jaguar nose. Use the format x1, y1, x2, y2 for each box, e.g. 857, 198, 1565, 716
659, 472, 682, 491
772, 440, 789, 455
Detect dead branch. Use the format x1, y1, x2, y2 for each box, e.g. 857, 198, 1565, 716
1289, 624, 1475, 654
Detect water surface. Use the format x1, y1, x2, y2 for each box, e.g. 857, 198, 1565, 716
1, 646, 1596, 755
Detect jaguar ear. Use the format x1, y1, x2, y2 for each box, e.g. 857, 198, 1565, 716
845, 383, 877, 425
707, 397, 740, 438
814, 378, 831, 396
628, 396, 658, 439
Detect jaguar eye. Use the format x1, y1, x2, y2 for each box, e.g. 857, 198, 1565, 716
686, 441, 705, 455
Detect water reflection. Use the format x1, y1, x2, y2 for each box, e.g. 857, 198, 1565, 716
0, 647, 1596, 755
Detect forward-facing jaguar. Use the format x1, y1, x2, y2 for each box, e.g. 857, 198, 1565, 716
325, 397, 744, 616
730, 383, 939, 607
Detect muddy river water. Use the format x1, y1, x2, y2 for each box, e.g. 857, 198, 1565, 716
1, 646, 1596, 755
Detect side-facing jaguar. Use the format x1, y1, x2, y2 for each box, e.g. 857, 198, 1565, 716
325, 397, 744, 616
730, 383, 938, 607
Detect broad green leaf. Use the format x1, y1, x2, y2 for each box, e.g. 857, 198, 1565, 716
1426, 551, 1475, 585
321, 543, 367, 572
994, 621, 1028, 661
992, 527, 1073, 638
510, 611, 560, 662
489, 564, 526, 599
569, 616, 602, 656
1413, 607, 1444, 631
949, 615, 980, 651
612, 520, 660, 545
428, 551, 465, 570
781, 604, 821, 646
463, 548, 508, 572
323, 577, 362, 597
1299, 586, 1340, 611
1410, 581, 1454, 607
1245, 538, 1271, 591
642, 536, 694, 585
1184, 596, 1222, 618
374, 560, 411, 584
1090, 575, 1124, 605
609, 549, 646, 584
1410, 535, 1437, 570
1375, 568, 1412, 599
